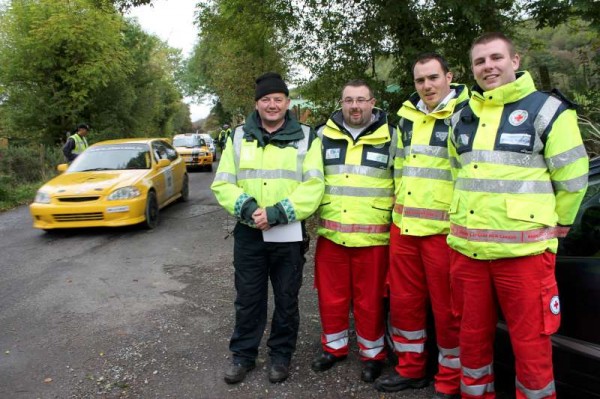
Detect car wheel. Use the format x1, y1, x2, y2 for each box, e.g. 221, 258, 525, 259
179, 174, 189, 202
206, 163, 213, 172
143, 190, 159, 229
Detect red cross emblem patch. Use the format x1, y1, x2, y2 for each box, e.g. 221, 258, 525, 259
550, 295, 560, 315
508, 110, 528, 126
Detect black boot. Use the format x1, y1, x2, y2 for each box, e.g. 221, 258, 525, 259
373, 371, 428, 392
311, 352, 347, 372
360, 360, 383, 382
223, 363, 255, 384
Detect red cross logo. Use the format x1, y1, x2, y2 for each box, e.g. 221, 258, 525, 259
550, 295, 560, 315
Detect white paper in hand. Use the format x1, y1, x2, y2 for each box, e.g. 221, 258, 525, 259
262, 221, 302, 242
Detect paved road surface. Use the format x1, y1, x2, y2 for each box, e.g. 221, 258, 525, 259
0, 164, 512, 398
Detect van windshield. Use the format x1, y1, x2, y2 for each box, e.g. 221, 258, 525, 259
173, 136, 204, 148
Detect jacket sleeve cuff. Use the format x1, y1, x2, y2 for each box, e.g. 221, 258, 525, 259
266, 205, 286, 225
240, 198, 259, 223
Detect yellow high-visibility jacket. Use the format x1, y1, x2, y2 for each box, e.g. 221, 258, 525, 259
393, 84, 469, 236
317, 108, 396, 247
71, 133, 88, 155
211, 111, 324, 228
448, 72, 588, 260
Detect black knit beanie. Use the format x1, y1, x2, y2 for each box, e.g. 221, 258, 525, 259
254, 72, 289, 100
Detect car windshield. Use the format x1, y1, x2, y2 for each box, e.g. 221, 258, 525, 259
69, 144, 151, 171
173, 136, 204, 148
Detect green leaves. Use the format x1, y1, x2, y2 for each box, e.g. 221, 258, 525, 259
0, 0, 189, 143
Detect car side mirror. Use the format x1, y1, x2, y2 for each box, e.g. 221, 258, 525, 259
157, 159, 171, 168
57, 164, 68, 173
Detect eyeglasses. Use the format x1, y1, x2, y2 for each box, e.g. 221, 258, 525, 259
339, 97, 373, 106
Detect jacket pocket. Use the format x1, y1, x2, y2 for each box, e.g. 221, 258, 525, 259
371, 197, 394, 212
506, 198, 557, 227
448, 194, 460, 215
319, 194, 331, 207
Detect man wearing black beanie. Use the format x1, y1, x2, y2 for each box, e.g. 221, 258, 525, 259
212, 72, 324, 384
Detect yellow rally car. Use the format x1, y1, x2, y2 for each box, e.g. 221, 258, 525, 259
30, 138, 188, 231
172, 133, 213, 171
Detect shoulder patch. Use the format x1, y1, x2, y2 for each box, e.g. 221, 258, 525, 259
548, 88, 578, 110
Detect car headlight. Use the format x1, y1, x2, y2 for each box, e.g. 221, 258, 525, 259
108, 186, 141, 200
34, 191, 51, 204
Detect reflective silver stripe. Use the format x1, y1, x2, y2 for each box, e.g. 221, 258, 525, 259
394, 204, 449, 221
324, 330, 349, 350
393, 342, 425, 353
325, 185, 394, 197
534, 96, 562, 138
438, 345, 460, 357
214, 172, 237, 184
460, 150, 547, 169
411, 144, 449, 159
325, 164, 392, 179
304, 169, 324, 180
391, 327, 426, 340
451, 223, 561, 243
238, 169, 299, 181
232, 126, 244, 172
516, 379, 555, 399
316, 125, 324, 141
403, 166, 453, 181
456, 178, 554, 194
232, 125, 311, 183
297, 125, 311, 181
552, 174, 588, 192
461, 381, 495, 396
396, 147, 406, 159
357, 335, 385, 359
545, 145, 587, 170
320, 219, 390, 234
462, 363, 493, 379
438, 346, 460, 369
403, 146, 411, 158
388, 127, 398, 167
394, 169, 403, 178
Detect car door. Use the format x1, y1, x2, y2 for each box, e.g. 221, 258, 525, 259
151, 141, 172, 205
161, 140, 184, 198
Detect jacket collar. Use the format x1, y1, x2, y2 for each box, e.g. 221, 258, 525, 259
242, 110, 305, 147
471, 71, 537, 105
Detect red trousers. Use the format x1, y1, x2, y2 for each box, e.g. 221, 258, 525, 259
389, 224, 460, 395
450, 250, 558, 399
314, 237, 388, 361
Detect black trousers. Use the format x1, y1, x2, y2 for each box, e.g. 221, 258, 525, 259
230, 222, 305, 366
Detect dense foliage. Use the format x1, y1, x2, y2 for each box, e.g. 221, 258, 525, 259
0, 0, 191, 145
184, 0, 600, 128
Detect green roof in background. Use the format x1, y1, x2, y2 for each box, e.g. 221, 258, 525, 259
386, 84, 401, 93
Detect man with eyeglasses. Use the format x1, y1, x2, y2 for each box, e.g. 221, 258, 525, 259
212, 72, 324, 385
311, 80, 396, 383
374, 53, 469, 399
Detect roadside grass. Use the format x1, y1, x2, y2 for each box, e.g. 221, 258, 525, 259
0, 181, 41, 211
0, 145, 63, 211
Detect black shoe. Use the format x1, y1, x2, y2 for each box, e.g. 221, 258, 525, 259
223, 363, 255, 384
360, 360, 383, 382
373, 372, 428, 392
311, 352, 347, 372
269, 364, 289, 383
432, 392, 461, 399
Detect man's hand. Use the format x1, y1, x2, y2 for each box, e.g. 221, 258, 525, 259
252, 208, 271, 231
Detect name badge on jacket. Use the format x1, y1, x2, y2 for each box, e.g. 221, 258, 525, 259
325, 148, 341, 160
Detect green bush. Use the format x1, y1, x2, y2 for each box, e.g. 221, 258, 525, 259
0, 145, 63, 209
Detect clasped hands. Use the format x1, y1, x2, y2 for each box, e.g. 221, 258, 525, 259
252, 207, 271, 231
